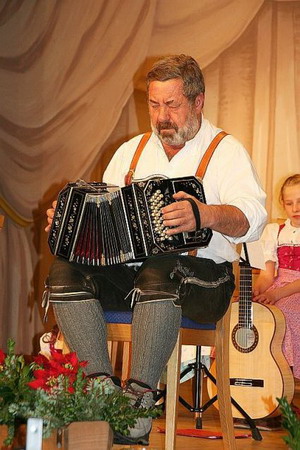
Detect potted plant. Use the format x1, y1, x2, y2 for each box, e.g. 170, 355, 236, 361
0, 339, 159, 448
278, 396, 300, 450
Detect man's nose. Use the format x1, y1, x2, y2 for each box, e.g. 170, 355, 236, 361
157, 105, 170, 121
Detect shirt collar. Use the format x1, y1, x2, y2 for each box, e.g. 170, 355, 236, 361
284, 218, 300, 231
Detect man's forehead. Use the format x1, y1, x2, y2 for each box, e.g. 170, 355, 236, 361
148, 78, 185, 101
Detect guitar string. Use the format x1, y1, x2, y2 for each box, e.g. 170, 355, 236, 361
240, 265, 252, 349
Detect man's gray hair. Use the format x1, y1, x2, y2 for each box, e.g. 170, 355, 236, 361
146, 54, 205, 102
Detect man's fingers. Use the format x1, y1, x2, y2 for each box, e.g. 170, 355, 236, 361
45, 215, 53, 232
162, 208, 185, 221
161, 193, 199, 234
172, 190, 190, 201
45, 204, 56, 233
47, 208, 54, 217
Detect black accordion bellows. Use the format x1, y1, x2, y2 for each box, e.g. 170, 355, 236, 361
48, 176, 212, 266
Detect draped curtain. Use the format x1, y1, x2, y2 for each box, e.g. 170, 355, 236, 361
0, 0, 299, 353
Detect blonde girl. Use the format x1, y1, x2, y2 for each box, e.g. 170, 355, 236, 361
254, 174, 300, 378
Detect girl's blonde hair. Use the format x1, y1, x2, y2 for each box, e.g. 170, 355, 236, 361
280, 174, 300, 202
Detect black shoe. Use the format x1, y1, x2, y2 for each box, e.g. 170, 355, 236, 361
113, 431, 150, 446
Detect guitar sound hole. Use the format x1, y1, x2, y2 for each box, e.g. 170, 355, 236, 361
232, 324, 259, 353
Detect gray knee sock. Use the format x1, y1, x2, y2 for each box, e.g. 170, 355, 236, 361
52, 299, 112, 376
130, 301, 182, 389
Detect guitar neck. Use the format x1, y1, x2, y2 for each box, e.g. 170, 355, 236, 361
239, 264, 253, 328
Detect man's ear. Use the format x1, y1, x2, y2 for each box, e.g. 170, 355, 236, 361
195, 93, 205, 111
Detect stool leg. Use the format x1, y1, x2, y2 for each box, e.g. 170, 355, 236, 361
165, 332, 182, 450
215, 306, 237, 450
121, 342, 131, 381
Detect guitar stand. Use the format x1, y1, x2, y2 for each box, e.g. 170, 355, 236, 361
177, 345, 263, 441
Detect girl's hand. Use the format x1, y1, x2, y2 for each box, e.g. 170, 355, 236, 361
253, 290, 278, 305
252, 288, 261, 297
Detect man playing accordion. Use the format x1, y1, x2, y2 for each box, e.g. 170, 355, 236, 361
45, 54, 267, 446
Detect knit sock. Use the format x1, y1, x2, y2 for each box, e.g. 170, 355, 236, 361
130, 301, 182, 389
52, 298, 113, 375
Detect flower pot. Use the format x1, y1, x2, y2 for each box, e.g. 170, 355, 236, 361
0, 424, 27, 449
0, 421, 113, 450
64, 421, 113, 449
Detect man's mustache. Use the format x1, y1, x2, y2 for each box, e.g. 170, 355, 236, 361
157, 121, 178, 133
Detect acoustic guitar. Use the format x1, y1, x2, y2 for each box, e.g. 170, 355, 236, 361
207, 257, 294, 419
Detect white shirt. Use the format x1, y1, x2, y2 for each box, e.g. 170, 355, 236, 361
103, 117, 267, 263
259, 219, 300, 269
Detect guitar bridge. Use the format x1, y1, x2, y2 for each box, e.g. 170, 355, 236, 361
230, 378, 264, 387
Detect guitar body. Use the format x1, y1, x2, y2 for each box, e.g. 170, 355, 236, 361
207, 288, 295, 419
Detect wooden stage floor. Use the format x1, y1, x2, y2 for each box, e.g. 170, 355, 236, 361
113, 377, 300, 450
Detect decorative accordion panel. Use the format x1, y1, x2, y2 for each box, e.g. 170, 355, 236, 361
48, 176, 212, 266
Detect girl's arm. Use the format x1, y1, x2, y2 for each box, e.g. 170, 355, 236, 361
254, 279, 300, 305
253, 260, 276, 297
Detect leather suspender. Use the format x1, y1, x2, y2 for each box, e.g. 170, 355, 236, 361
124, 132, 152, 185
195, 130, 228, 178
124, 130, 228, 185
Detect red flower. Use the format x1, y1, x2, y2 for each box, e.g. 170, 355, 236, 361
28, 369, 61, 392
0, 349, 6, 371
34, 353, 50, 367
48, 349, 87, 375
0, 349, 6, 365
29, 349, 87, 393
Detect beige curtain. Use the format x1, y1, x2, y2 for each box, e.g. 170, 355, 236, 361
0, 0, 299, 353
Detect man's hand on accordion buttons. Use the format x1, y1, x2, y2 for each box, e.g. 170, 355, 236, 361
162, 191, 203, 235
45, 200, 57, 233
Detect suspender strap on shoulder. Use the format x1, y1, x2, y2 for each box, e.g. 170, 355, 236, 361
124, 132, 152, 185
195, 130, 228, 179
188, 130, 228, 257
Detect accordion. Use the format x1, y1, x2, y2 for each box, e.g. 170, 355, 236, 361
48, 176, 212, 266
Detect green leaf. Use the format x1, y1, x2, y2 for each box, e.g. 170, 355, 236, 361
277, 396, 300, 450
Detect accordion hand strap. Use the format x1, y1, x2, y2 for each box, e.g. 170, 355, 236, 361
124, 132, 152, 185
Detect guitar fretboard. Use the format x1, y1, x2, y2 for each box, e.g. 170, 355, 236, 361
238, 264, 253, 328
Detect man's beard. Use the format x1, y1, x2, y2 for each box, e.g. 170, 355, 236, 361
151, 111, 200, 146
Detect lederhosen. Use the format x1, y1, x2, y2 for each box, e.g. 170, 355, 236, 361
47, 131, 235, 324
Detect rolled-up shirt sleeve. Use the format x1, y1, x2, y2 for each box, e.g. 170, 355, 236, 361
227, 195, 267, 244
205, 135, 267, 244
